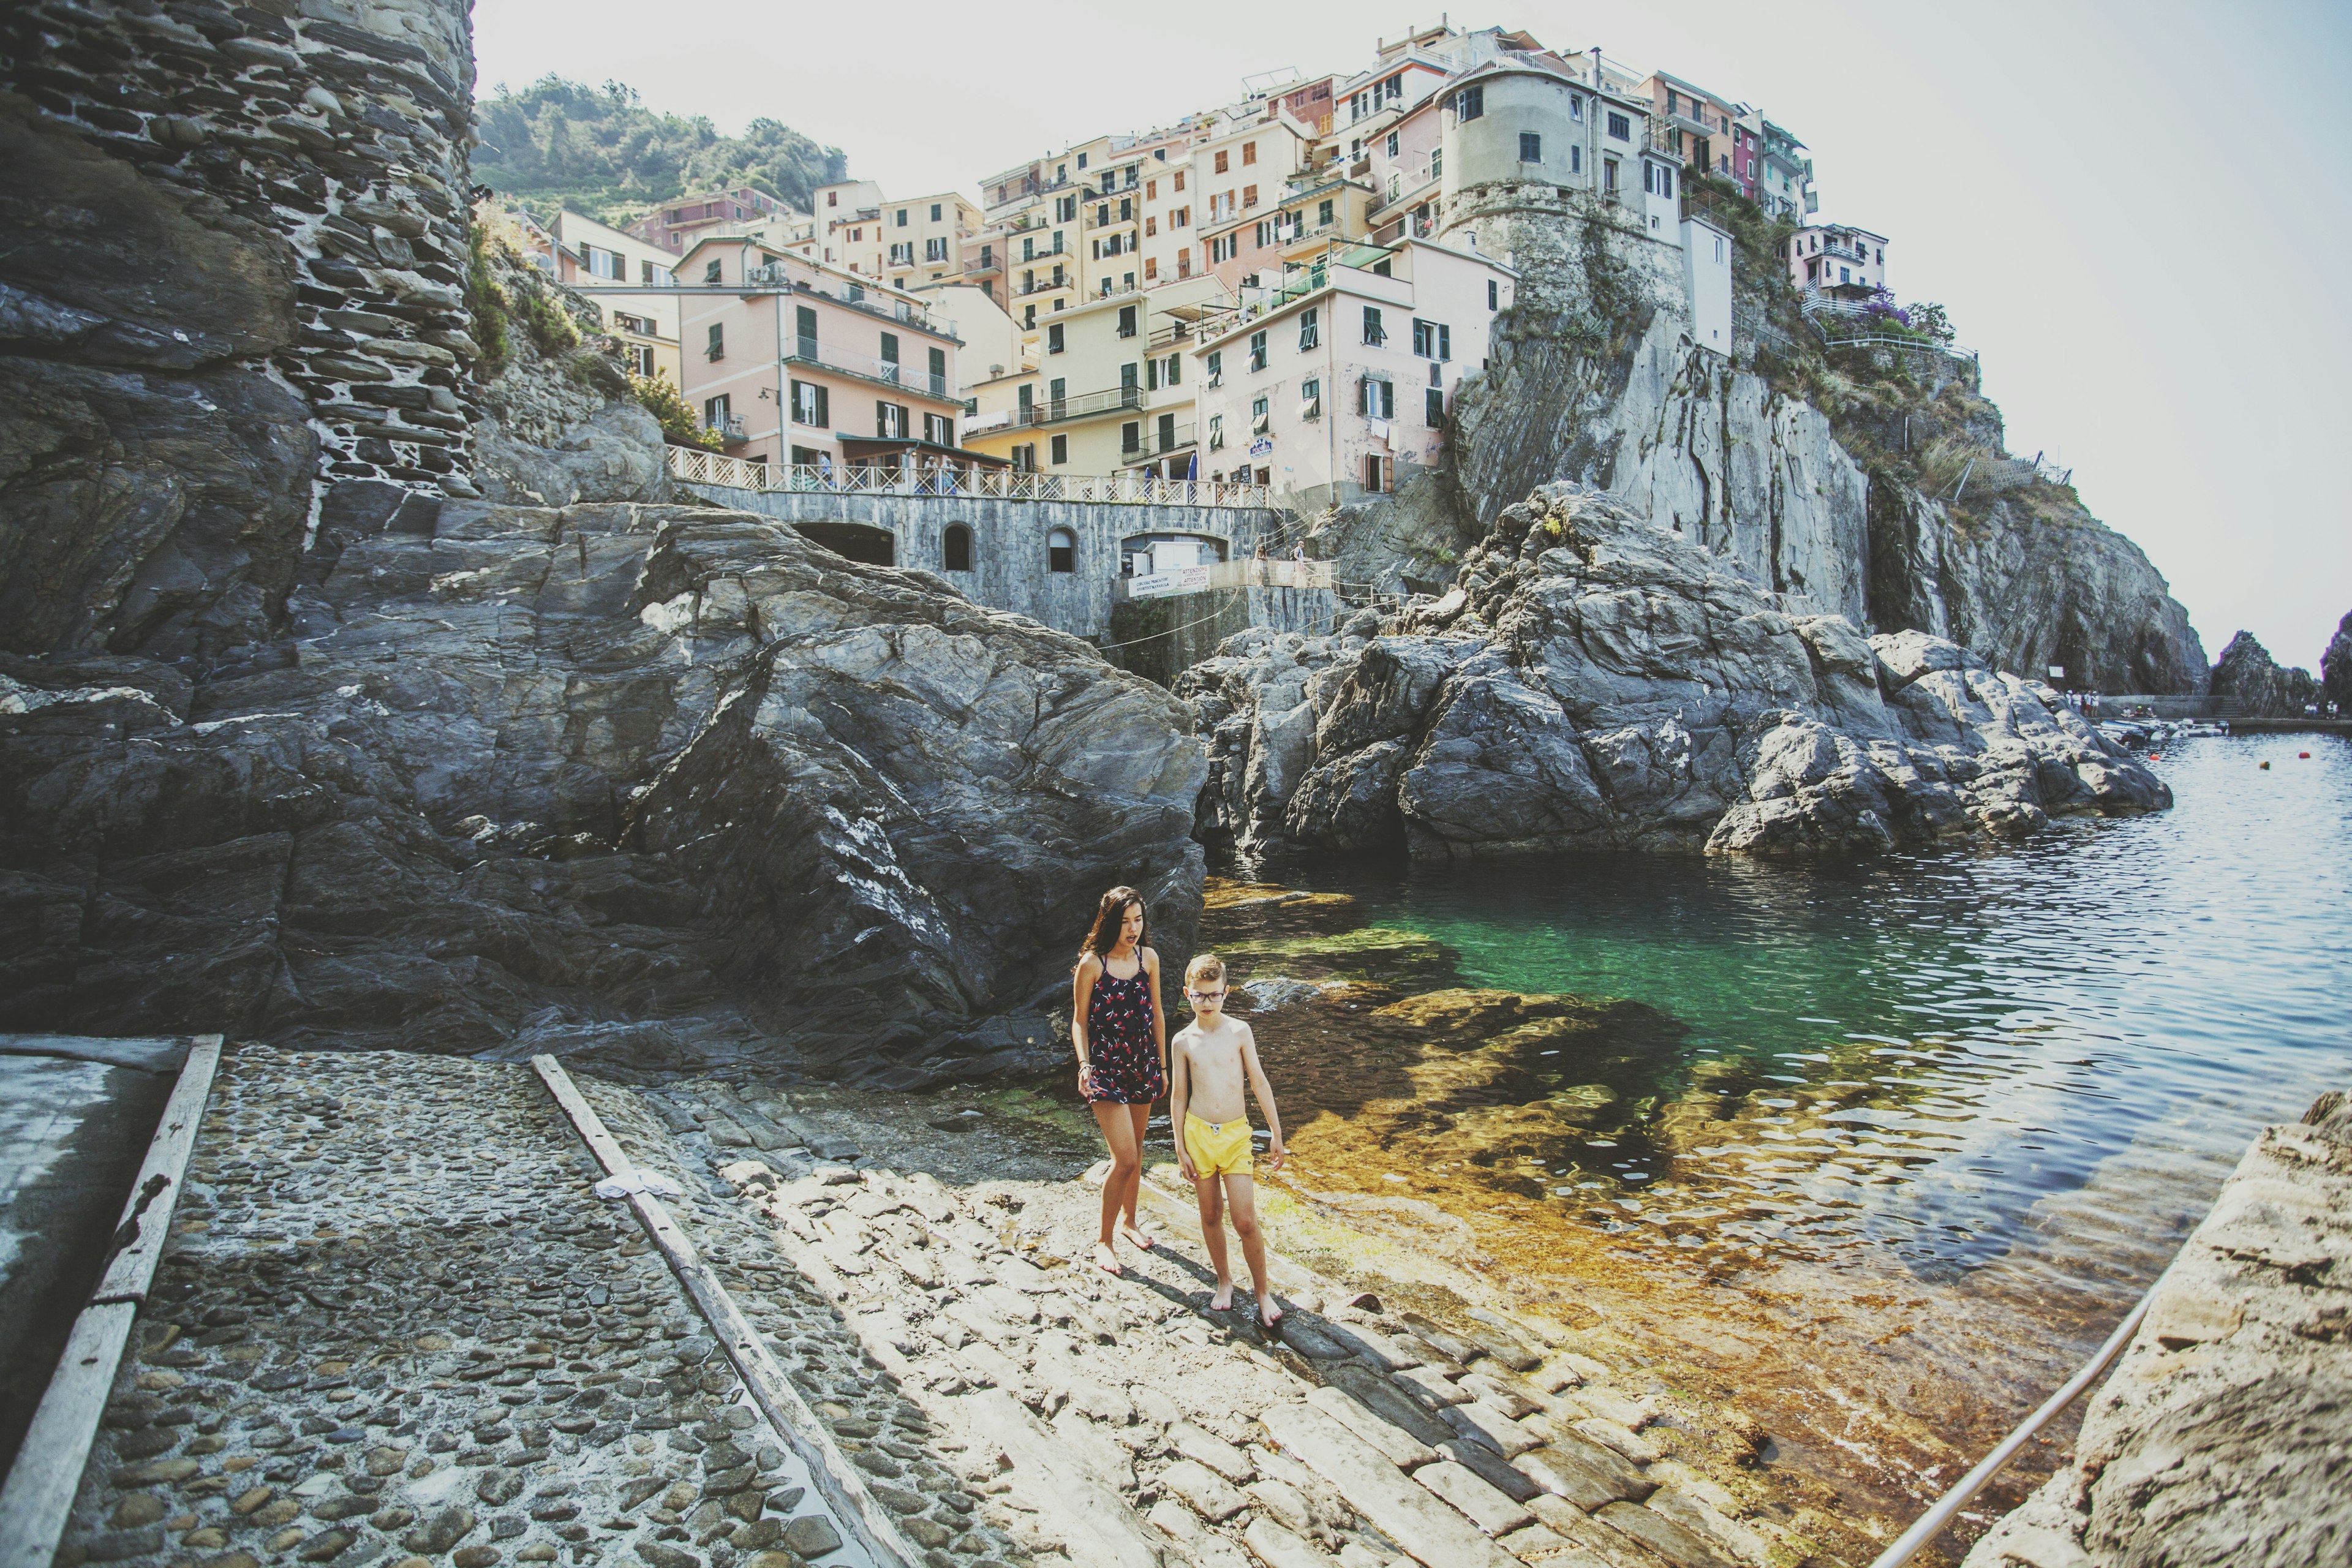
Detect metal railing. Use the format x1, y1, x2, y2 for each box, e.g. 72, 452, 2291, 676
787, 339, 952, 399
1123, 423, 1195, 459
667, 446, 1272, 508
1116, 557, 1336, 599
1014, 384, 1145, 427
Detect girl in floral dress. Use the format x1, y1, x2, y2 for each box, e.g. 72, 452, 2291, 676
1071, 886, 1167, 1276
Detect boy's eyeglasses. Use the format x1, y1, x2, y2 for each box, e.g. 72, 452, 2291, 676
1185, 987, 1227, 1000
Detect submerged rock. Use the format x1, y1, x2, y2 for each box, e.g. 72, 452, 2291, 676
0, 500, 1203, 1085
1181, 484, 2168, 861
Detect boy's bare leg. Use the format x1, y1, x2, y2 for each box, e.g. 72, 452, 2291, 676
1091, 1102, 1142, 1275
1223, 1173, 1282, 1326
1192, 1176, 1235, 1308
1117, 1102, 1156, 1248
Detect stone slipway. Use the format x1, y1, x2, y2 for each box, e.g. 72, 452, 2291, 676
1961, 1087, 2352, 1567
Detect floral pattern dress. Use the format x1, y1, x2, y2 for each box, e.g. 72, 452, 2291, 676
1084, 961, 1164, 1104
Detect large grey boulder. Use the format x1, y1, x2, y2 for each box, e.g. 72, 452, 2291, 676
2210, 630, 2320, 717
1182, 484, 2168, 861
0, 502, 1204, 1086
2324, 611, 2352, 715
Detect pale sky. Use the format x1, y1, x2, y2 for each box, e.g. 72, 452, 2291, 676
475, 0, 2352, 668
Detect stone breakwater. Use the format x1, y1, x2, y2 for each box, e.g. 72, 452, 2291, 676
1962, 1088, 2352, 1567
1182, 484, 2169, 861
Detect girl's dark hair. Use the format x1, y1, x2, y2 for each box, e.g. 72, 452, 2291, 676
1076, 885, 1147, 968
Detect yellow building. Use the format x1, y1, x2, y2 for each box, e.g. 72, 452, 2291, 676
879, 190, 982, 293
960, 276, 1227, 478
547, 209, 683, 384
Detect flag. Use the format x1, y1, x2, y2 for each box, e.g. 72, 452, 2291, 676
1186, 450, 1198, 481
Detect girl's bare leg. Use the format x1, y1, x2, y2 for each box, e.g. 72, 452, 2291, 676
1117, 1102, 1156, 1248
1091, 1102, 1141, 1275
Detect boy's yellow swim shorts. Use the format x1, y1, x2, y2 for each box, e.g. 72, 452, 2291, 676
1183, 1112, 1253, 1177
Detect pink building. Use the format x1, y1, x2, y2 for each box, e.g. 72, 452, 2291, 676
627, 186, 786, 255
676, 237, 984, 478
1786, 223, 1889, 294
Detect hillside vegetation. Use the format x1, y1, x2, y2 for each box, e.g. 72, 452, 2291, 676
473, 77, 846, 226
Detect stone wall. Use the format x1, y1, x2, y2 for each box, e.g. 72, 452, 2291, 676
679, 482, 1291, 640
1104, 582, 1342, 687
2, 0, 483, 666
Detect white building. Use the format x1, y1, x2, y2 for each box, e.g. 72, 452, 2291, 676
1189, 236, 1515, 509
1787, 222, 1888, 294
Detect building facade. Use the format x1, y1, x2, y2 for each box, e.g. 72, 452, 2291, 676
1786, 223, 1888, 293
1189, 236, 1515, 509
627, 186, 788, 256
548, 210, 682, 383
675, 238, 974, 476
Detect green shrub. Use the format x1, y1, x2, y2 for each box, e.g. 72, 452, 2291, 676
630, 370, 721, 450
464, 225, 510, 378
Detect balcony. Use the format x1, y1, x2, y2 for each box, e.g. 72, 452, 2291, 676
1084, 204, 1140, 232
1122, 422, 1195, 462
786, 338, 955, 402
1012, 383, 1145, 428
710, 413, 748, 443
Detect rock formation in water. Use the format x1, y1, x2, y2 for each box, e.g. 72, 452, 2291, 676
2209, 631, 2320, 717
1307, 192, 2206, 693
1182, 484, 2169, 861
2325, 612, 2352, 717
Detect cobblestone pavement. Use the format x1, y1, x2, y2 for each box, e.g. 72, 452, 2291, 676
53, 1047, 1012, 1568
640, 1075, 1800, 1568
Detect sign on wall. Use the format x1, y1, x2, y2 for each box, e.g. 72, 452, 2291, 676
1249, 437, 1273, 458
1127, 565, 1215, 600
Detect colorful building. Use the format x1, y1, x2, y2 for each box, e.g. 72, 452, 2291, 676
547, 209, 682, 383
1786, 222, 1888, 294
674, 236, 982, 479
626, 186, 788, 256
1189, 236, 1515, 508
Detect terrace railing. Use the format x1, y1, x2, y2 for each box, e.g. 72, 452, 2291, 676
667, 446, 1272, 508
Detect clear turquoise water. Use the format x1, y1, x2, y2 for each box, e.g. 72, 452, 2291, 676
1272, 733, 2352, 1302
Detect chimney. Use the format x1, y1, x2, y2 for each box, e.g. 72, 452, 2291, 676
1590, 47, 1602, 88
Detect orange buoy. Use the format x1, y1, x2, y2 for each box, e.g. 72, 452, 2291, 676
2301, 751, 2312, 759
2148, 753, 2160, 761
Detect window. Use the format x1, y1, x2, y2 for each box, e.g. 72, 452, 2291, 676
1488, 279, 1499, 309
1145, 179, 1158, 200
943, 524, 972, 571
1317, 197, 1333, 226
1050, 434, 1068, 466
1172, 206, 1189, 227
1017, 382, 1033, 416
1645, 163, 1673, 197
703, 258, 723, 283
1608, 111, 1630, 140
1430, 148, 1442, 181
925, 236, 948, 262
1144, 256, 1158, 279
1047, 323, 1065, 354
1162, 352, 1180, 386
1207, 413, 1224, 450
1387, 173, 1401, 203
1121, 421, 1140, 455
896, 209, 908, 227
1174, 170, 1186, 192
1118, 304, 1138, 338
1205, 350, 1222, 386
889, 241, 913, 266
790, 379, 829, 426
1251, 394, 1269, 433
705, 323, 724, 360
1248, 330, 1268, 371
626, 344, 653, 375
1120, 361, 1139, 395
880, 332, 900, 383
928, 345, 946, 394
1298, 307, 1319, 351
1362, 306, 1385, 345
1716, 236, 1728, 263
1047, 526, 1076, 570
1385, 130, 1399, 159
1299, 377, 1321, 419
1572, 145, 1582, 174
1426, 386, 1445, 426
876, 401, 907, 439
1455, 85, 1483, 121
703, 393, 730, 428
1012, 442, 1036, 473
1047, 377, 1066, 413
1359, 376, 1393, 418
1145, 216, 1157, 237
1243, 184, 1258, 208
1570, 95, 1584, 122
1364, 454, 1386, 492
1604, 158, 1620, 194
1255, 219, 1271, 249
791, 445, 823, 467
1077, 153, 1088, 169
1214, 150, 1230, 174
1242, 141, 1257, 166
1520, 132, 1542, 163
1412, 319, 1450, 360
931, 202, 943, 222
923, 411, 952, 445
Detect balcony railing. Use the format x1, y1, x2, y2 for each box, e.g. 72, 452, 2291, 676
1084, 205, 1139, 231
1115, 557, 1335, 600
1017, 273, 1072, 296
1122, 423, 1196, 461
707, 413, 748, 443
667, 445, 1272, 508
1013, 384, 1145, 427
786, 339, 953, 400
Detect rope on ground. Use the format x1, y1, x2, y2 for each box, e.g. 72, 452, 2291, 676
1090, 587, 1251, 652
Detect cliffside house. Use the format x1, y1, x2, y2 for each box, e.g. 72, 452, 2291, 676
1188, 235, 1514, 508
548, 209, 682, 383
1787, 222, 1889, 295
677, 237, 999, 484
627, 185, 789, 256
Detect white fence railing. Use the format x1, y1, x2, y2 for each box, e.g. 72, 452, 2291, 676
668, 446, 1274, 509
1120, 557, 1336, 600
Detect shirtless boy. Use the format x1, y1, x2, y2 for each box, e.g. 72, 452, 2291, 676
1169, 953, 1287, 1324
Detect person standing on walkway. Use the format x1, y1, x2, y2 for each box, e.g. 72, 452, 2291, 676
1071, 885, 1167, 1276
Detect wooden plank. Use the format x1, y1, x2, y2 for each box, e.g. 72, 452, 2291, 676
529, 1055, 919, 1568
0, 1035, 222, 1568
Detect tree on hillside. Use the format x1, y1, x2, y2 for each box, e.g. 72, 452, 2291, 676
473, 76, 847, 226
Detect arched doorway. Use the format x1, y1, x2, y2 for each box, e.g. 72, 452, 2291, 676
943, 523, 974, 573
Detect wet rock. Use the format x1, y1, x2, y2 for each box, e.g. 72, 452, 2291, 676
2210, 631, 2320, 717
1184, 485, 2169, 861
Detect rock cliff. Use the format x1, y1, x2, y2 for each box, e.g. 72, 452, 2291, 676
2325, 612, 2352, 716
2211, 630, 2321, 717
1311, 190, 2206, 693
0, 489, 1204, 1085
1183, 484, 2168, 862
